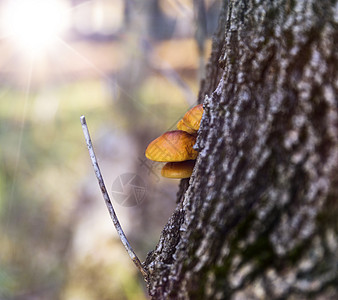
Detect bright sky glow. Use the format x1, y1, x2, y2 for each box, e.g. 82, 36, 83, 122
2, 0, 70, 56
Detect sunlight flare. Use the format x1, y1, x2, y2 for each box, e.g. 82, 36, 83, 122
1, 0, 70, 56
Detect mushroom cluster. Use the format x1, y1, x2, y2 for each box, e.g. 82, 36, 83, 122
145, 104, 203, 179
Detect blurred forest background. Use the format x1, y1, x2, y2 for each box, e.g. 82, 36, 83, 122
0, 0, 220, 299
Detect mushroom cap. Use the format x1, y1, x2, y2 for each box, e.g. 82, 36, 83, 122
177, 119, 197, 134
161, 160, 195, 178
181, 104, 203, 131
145, 130, 198, 162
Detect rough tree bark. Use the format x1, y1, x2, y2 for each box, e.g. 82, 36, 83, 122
144, 0, 338, 299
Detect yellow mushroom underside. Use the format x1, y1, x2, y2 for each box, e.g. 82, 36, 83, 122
161, 160, 195, 178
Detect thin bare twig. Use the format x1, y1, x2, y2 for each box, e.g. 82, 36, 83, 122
80, 115, 147, 279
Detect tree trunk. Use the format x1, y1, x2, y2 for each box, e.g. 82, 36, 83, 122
144, 0, 338, 299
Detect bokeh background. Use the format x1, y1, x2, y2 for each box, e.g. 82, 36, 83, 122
0, 0, 220, 299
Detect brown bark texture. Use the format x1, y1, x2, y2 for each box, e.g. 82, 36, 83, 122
144, 0, 338, 299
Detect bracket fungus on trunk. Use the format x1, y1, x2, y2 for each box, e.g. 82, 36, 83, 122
145, 104, 204, 179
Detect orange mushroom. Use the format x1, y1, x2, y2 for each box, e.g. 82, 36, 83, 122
161, 160, 195, 179
145, 104, 203, 179
145, 130, 198, 162
178, 104, 203, 132
176, 119, 197, 135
